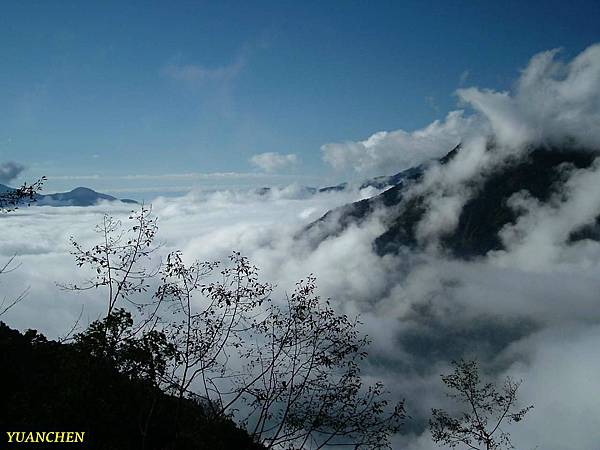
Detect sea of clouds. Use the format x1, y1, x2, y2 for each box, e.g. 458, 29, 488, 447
3, 44, 600, 449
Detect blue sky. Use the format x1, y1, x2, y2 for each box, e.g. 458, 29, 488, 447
1, 0, 599, 196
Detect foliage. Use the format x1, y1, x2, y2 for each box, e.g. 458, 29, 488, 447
156, 251, 271, 406
75, 308, 177, 386
430, 359, 533, 450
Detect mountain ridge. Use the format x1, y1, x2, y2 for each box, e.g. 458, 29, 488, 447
304, 144, 600, 259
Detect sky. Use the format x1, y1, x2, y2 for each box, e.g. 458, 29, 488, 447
1, 0, 600, 196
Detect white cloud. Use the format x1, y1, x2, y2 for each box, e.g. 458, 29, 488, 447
250, 152, 299, 172
0, 186, 372, 335
489, 160, 600, 270
457, 44, 600, 150
321, 110, 479, 177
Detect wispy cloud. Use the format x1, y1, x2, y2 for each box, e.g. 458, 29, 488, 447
161, 50, 250, 118
163, 55, 246, 85
425, 95, 439, 114
250, 152, 299, 172
459, 69, 470, 86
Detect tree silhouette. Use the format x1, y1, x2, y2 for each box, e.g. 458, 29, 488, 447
430, 359, 533, 450
156, 252, 405, 449
65, 209, 405, 449
238, 275, 405, 449
62, 205, 160, 319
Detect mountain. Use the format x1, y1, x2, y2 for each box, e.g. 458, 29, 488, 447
318, 182, 348, 193
304, 144, 600, 259
317, 168, 422, 193
0, 184, 138, 207
36, 187, 138, 207
302, 160, 425, 243
358, 166, 424, 190
255, 186, 318, 196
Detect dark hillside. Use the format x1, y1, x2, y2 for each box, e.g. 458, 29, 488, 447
0, 322, 263, 450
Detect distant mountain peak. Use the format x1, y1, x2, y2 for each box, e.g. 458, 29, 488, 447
0, 184, 138, 207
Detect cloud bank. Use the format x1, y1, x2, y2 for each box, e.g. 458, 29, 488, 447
458, 45, 600, 151
322, 44, 600, 178
321, 110, 477, 177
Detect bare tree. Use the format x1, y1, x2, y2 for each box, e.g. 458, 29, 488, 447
0, 177, 46, 316
156, 253, 404, 449
430, 359, 533, 450
155, 252, 272, 417
0, 255, 29, 317
62, 205, 160, 319
237, 275, 405, 449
